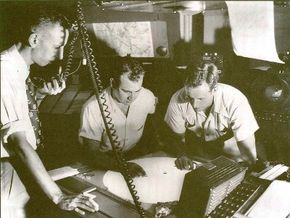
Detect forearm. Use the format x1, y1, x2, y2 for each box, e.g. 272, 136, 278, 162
240, 149, 256, 165
237, 135, 257, 165
145, 115, 164, 149
165, 141, 186, 157
9, 133, 63, 204
85, 149, 119, 171
163, 126, 186, 157
82, 137, 121, 171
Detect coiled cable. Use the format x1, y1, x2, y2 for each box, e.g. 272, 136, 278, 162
76, 1, 146, 217
57, 21, 80, 81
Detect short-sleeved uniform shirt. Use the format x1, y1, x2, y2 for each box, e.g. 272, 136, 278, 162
79, 87, 156, 152
1, 45, 36, 157
164, 83, 259, 148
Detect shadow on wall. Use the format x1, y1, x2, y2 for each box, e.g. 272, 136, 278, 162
173, 40, 193, 67
77, 29, 120, 90
213, 26, 255, 93
86, 26, 119, 57
0, 1, 75, 51
0, 2, 23, 51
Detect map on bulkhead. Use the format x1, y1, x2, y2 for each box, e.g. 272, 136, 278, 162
92, 22, 155, 57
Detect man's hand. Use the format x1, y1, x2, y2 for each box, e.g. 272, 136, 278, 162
127, 162, 147, 178
175, 155, 195, 170
38, 78, 66, 95
57, 193, 99, 215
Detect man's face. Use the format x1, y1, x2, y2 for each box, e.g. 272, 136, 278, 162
31, 22, 67, 67
114, 72, 144, 105
185, 82, 214, 112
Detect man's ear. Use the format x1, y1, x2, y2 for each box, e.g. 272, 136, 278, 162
28, 33, 39, 48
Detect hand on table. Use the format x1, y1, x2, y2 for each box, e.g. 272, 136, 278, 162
57, 193, 99, 215
127, 162, 147, 178
175, 155, 196, 170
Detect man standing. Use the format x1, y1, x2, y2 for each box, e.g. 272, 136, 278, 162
1, 7, 98, 218
165, 60, 259, 170
79, 58, 157, 177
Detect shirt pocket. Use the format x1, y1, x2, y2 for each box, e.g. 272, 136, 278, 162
132, 114, 147, 131
136, 124, 144, 131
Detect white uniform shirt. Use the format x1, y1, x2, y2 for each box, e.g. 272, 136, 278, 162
165, 83, 259, 145
1, 45, 37, 157
79, 87, 156, 152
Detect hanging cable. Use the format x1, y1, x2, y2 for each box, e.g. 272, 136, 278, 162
75, 1, 146, 217
57, 21, 80, 81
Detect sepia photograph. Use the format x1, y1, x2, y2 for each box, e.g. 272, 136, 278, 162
1, 1, 290, 218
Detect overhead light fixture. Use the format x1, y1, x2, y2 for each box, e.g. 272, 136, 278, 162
163, 1, 206, 15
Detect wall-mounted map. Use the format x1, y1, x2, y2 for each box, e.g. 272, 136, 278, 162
92, 22, 154, 57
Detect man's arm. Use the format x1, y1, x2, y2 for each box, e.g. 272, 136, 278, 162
171, 132, 196, 170
8, 132, 98, 214
137, 114, 163, 154
228, 92, 259, 165
82, 137, 119, 171
159, 125, 195, 170
82, 137, 146, 177
237, 134, 257, 165
163, 91, 191, 158
162, 125, 186, 156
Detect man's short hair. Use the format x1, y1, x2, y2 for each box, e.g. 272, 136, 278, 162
185, 59, 220, 91
111, 57, 145, 86
18, 6, 70, 45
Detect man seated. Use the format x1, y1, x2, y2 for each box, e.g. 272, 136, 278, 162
164, 60, 259, 170
79, 58, 157, 177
